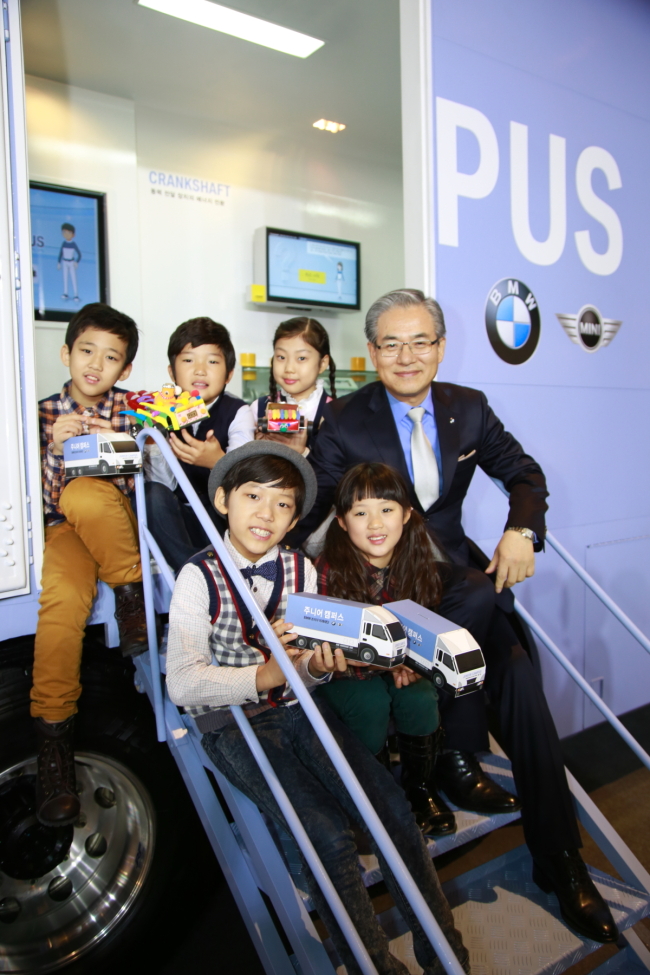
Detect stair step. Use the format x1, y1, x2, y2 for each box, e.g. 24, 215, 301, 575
369, 845, 650, 975
589, 945, 650, 973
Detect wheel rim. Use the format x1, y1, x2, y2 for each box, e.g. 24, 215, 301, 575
0, 752, 155, 973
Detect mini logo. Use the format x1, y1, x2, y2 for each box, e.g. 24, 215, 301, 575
556, 306, 622, 353
485, 279, 541, 364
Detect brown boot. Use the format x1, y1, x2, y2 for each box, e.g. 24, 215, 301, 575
35, 716, 80, 826
114, 581, 148, 657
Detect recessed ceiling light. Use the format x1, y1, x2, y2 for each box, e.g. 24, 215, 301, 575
313, 119, 347, 134
138, 0, 325, 59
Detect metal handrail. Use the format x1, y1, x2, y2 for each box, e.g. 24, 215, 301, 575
135, 428, 465, 975
491, 478, 650, 656
490, 477, 650, 771
545, 530, 650, 657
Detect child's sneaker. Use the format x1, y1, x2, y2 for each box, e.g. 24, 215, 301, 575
34, 716, 80, 826
114, 582, 148, 656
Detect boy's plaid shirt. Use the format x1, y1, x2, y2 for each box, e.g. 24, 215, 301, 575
315, 558, 393, 682
40, 382, 135, 526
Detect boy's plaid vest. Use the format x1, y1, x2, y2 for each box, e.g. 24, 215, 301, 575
183, 545, 306, 731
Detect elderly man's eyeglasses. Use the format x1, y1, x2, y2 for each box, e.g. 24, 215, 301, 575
374, 338, 441, 359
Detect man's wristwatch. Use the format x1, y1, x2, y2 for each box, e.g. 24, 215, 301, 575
506, 526, 535, 542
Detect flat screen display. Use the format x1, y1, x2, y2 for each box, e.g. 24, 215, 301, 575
30, 182, 107, 322
266, 228, 360, 309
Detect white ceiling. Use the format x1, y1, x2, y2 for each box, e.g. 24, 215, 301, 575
21, 0, 403, 167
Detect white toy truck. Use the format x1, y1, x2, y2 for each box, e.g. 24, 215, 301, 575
63, 431, 142, 478
385, 599, 486, 696
285, 593, 408, 668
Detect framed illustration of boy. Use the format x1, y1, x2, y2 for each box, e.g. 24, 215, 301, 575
30, 182, 107, 322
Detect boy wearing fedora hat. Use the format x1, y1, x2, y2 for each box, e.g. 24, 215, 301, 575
166, 441, 469, 975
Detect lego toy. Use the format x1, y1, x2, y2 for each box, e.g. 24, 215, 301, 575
64, 431, 142, 478
120, 383, 210, 433
257, 402, 311, 436
285, 592, 486, 694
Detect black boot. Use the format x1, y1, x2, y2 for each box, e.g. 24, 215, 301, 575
114, 582, 148, 657
398, 732, 456, 836
436, 749, 521, 815
34, 716, 80, 826
533, 849, 619, 943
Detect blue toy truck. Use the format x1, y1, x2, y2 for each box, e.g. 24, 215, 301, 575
285, 592, 407, 667
63, 432, 142, 478
385, 599, 486, 695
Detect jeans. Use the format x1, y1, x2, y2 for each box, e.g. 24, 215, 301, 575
203, 701, 469, 975
145, 480, 223, 572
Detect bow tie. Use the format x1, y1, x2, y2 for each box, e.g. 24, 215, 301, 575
241, 561, 278, 583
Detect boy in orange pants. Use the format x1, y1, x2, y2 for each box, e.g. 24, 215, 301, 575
33, 303, 147, 826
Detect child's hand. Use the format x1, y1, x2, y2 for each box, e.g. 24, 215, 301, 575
270, 617, 300, 648
169, 428, 225, 468
257, 619, 303, 692
390, 665, 421, 689
88, 417, 113, 432
307, 641, 348, 677
51, 415, 86, 455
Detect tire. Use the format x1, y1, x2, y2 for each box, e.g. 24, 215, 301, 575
359, 645, 375, 664
295, 636, 308, 649
432, 670, 446, 690
0, 635, 197, 974
99, 461, 109, 475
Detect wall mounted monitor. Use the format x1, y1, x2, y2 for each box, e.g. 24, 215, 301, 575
254, 227, 360, 310
30, 182, 107, 322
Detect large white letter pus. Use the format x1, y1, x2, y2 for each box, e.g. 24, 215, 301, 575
510, 121, 566, 265
436, 97, 499, 247
574, 147, 623, 275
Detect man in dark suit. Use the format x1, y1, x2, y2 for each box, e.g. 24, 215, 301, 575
294, 288, 616, 943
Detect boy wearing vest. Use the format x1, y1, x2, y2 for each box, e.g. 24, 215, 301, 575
166, 442, 469, 975
144, 316, 255, 571
34, 303, 147, 827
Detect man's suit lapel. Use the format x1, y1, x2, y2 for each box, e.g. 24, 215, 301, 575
362, 384, 412, 489
432, 382, 459, 509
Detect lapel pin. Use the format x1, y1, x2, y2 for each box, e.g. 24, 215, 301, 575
449, 417, 455, 424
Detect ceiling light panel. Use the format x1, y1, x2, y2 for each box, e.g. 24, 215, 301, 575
313, 119, 346, 134
138, 0, 324, 58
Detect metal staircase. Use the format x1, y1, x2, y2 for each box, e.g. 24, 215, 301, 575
133, 429, 650, 975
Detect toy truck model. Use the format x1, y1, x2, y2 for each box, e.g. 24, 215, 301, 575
285, 592, 407, 668
384, 599, 486, 696
257, 402, 311, 436
63, 431, 143, 478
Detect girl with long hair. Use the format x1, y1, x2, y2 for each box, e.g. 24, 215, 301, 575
250, 316, 336, 455
315, 462, 456, 836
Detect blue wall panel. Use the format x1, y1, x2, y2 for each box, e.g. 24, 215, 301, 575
430, 0, 650, 732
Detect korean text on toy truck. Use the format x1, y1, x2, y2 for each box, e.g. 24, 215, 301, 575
63, 432, 142, 478
385, 599, 486, 696
285, 593, 407, 668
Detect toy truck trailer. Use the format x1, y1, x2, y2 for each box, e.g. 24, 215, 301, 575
257, 403, 312, 436
285, 592, 407, 668
63, 432, 142, 478
385, 599, 486, 696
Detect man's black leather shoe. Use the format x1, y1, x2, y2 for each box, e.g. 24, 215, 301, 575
435, 749, 521, 815
533, 849, 619, 943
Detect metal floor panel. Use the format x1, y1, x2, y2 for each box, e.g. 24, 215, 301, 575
362, 846, 650, 975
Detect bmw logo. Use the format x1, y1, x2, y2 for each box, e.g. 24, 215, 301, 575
485, 278, 541, 365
